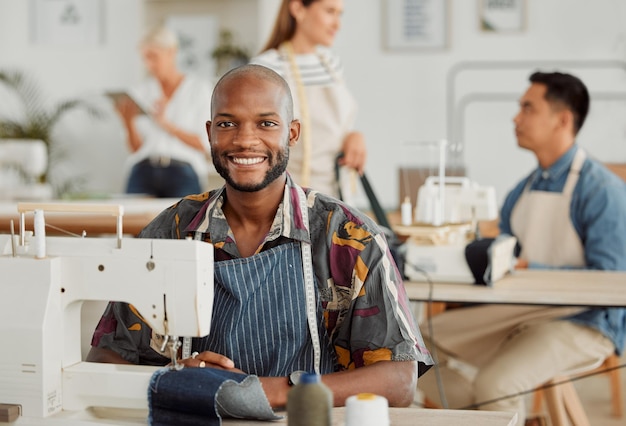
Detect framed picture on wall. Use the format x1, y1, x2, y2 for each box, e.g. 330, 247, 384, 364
384, 0, 449, 51
479, 0, 527, 32
166, 15, 219, 80
30, 0, 104, 47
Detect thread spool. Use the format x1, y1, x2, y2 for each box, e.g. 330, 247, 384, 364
33, 209, 46, 259
345, 393, 389, 426
287, 373, 332, 426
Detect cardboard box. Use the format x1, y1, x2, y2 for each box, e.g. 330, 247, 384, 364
0, 404, 20, 422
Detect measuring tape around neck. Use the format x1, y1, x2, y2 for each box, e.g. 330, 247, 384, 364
296, 186, 322, 375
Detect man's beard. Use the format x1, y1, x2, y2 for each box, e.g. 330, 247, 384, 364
212, 147, 289, 192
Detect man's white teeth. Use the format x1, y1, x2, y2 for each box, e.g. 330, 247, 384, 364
233, 157, 263, 165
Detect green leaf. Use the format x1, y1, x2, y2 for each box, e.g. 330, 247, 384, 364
0, 69, 104, 193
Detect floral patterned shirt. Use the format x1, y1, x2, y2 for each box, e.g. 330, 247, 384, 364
91, 174, 433, 376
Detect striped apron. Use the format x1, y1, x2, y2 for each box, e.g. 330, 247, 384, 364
182, 184, 336, 376
191, 241, 336, 376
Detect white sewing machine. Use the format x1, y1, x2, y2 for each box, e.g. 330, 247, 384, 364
0, 203, 214, 424
398, 176, 515, 284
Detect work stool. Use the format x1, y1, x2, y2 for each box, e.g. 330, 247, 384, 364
531, 354, 623, 426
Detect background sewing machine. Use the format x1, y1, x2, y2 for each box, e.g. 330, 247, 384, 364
395, 175, 515, 284
0, 203, 214, 424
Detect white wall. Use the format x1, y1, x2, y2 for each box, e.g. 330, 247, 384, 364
0, 0, 146, 195
2, 0, 626, 209
0, 0, 269, 196
334, 0, 626, 209
145, 0, 258, 53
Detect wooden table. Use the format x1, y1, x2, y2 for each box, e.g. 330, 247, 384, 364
226, 407, 517, 426
404, 269, 626, 426
404, 269, 626, 307
228, 407, 517, 425
0, 198, 179, 237
27, 406, 517, 425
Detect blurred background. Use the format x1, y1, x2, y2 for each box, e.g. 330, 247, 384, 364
1, 0, 626, 211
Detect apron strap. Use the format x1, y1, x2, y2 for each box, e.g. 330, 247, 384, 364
295, 185, 322, 375
522, 147, 587, 196
562, 148, 586, 197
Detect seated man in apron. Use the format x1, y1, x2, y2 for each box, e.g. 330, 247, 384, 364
418, 71, 626, 425
87, 64, 433, 409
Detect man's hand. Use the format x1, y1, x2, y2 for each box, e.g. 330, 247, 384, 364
176, 350, 242, 372
515, 258, 529, 269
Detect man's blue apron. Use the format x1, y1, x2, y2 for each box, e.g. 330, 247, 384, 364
190, 241, 335, 376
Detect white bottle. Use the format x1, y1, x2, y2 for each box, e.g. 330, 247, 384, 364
401, 196, 413, 226
33, 209, 46, 259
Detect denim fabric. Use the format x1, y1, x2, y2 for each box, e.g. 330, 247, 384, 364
148, 367, 248, 426
126, 158, 201, 198
500, 145, 626, 354
215, 376, 282, 421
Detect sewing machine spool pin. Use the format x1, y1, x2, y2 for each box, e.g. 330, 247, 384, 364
17, 202, 124, 248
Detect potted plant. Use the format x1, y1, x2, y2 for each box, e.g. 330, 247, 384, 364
211, 29, 251, 77
0, 69, 102, 199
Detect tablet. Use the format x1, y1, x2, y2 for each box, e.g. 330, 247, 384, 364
105, 91, 149, 115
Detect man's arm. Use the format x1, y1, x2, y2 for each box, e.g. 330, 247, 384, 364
259, 360, 417, 408
86, 347, 133, 364
498, 178, 527, 236
576, 172, 626, 271
88, 301, 171, 366
325, 360, 417, 407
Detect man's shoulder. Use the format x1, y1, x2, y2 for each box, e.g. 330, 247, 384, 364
504, 170, 535, 202
306, 189, 381, 232
577, 157, 626, 199
583, 157, 626, 184
567, 158, 626, 219
139, 193, 212, 238
176, 192, 211, 211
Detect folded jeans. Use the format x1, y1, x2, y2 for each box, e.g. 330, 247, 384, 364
148, 367, 280, 426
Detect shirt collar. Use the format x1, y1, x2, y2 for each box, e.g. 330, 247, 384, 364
185, 173, 311, 245
531, 144, 578, 183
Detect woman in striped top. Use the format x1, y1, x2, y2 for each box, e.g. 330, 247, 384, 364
251, 0, 367, 199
